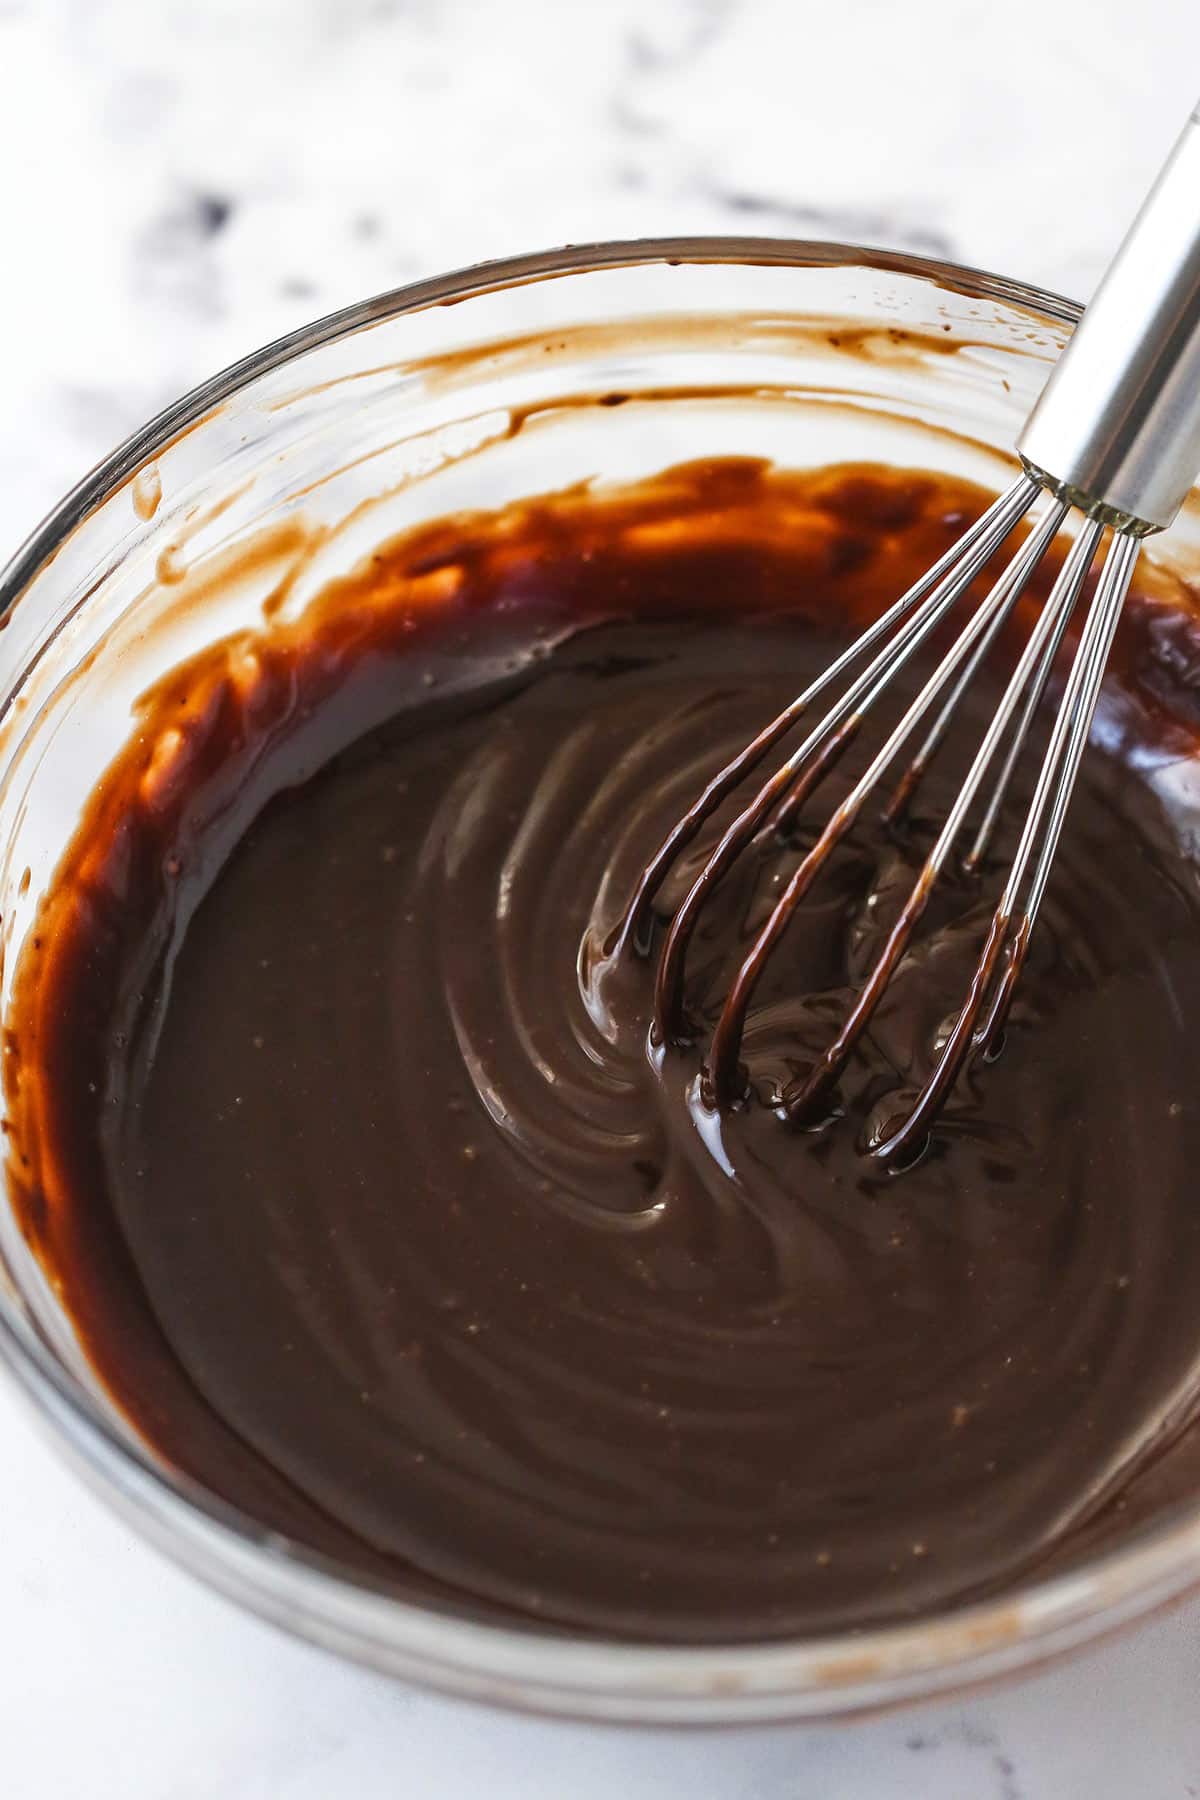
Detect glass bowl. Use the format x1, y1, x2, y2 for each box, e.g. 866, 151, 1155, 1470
2, 240, 1200, 1725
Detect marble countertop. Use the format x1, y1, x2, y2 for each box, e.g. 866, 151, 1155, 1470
3, 1, 1200, 1793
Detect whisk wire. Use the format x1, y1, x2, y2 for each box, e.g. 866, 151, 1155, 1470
883, 499, 1071, 829
701, 495, 1070, 1104
651, 474, 1041, 1042
868, 526, 1141, 1161
774, 517, 1101, 1122
612, 481, 1038, 961
963, 511, 1108, 872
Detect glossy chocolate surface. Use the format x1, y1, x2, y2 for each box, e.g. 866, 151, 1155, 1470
11, 460, 1200, 1641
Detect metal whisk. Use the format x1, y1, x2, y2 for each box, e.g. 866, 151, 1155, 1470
624, 103, 1200, 1162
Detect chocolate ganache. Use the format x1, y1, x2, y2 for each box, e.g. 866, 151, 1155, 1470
10, 458, 1200, 1643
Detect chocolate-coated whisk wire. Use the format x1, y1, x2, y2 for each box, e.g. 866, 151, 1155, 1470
622, 493, 1140, 1161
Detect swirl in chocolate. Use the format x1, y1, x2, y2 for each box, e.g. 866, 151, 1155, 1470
10, 459, 1200, 1642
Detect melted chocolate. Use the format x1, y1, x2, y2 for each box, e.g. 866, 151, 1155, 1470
12, 458, 1200, 1643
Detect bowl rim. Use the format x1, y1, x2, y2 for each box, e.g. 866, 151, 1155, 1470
6, 235, 1195, 1725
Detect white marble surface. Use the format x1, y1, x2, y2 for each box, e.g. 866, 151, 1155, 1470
3, 1, 1200, 1793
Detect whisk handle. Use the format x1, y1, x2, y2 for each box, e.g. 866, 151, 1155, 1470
1017, 102, 1200, 533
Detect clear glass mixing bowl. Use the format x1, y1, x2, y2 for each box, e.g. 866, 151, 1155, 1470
2, 241, 1200, 1725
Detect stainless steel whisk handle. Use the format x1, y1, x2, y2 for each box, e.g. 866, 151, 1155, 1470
1018, 102, 1200, 534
